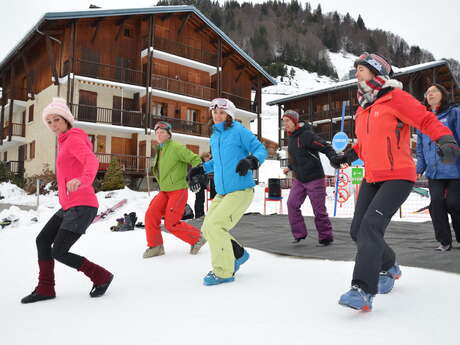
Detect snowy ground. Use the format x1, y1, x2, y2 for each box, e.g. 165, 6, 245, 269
0, 160, 456, 345
1, 194, 459, 345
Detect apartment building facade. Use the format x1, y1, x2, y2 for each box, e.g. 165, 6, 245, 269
0, 6, 275, 182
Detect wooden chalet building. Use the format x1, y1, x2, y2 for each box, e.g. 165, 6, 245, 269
0, 6, 275, 181
267, 60, 460, 152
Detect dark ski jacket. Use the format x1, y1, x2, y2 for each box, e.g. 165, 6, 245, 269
287, 125, 336, 183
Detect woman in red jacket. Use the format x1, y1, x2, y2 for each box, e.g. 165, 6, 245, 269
21, 98, 113, 304
330, 53, 460, 311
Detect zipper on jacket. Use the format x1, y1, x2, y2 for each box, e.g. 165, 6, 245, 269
367, 110, 371, 133
395, 120, 403, 149
386, 137, 394, 171
218, 133, 226, 194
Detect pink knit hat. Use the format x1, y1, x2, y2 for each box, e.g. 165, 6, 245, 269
42, 97, 75, 128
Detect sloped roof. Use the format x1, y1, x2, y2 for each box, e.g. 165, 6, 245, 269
0, 5, 276, 86
267, 60, 450, 105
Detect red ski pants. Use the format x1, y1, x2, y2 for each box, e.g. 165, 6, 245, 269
145, 189, 200, 247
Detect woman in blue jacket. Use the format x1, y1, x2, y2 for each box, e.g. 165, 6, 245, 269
416, 83, 460, 251
188, 98, 267, 285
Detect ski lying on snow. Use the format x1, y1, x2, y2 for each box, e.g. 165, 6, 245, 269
92, 199, 128, 223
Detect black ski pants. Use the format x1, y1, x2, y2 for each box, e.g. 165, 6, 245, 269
36, 207, 97, 269
350, 179, 413, 295
428, 179, 460, 246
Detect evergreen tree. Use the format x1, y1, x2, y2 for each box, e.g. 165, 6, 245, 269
356, 15, 366, 30
312, 4, 323, 23
343, 12, 353, 25
101, 159, 125, 191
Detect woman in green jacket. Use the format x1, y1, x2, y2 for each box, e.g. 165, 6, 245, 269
143, 121, 206, 258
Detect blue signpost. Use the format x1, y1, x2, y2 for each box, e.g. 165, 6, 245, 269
332, 102, 348, 216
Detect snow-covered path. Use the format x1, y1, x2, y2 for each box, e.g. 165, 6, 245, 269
1, 214, 459, 345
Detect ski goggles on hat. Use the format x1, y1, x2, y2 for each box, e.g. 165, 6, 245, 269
209, 98, 231, 110
154, 121, 172, 131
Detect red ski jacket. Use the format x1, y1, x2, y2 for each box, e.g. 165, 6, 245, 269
352, 88, 452, 183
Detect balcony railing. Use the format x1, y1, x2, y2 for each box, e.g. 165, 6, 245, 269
151, 115, 206, 137
280, 158, 289, 168
5, 160, 24, 175
144, 35, 217, 66
70, 104, 207, 137
71, 104, 143, 128
64, 60, 144, 86
2, 122, 25, 139
151, 74, 216, 101
221, 91, 255, 112
96, 153, 153, 174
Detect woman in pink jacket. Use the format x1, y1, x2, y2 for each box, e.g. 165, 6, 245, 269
21, 98, 113, 304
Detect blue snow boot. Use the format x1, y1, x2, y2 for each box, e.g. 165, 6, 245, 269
338, 285, 374, 312
378, 264, 402, 294
203, 271, 235, 286
234, 250, 250, 273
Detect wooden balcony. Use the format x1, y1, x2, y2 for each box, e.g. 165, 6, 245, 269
2, 122, 25, 139
144, 35, 217, 66
70, 104, 208, 137
4, 160, 24, 175
151, 115, 207, 137
96, 153, 153, 175
64, 60, 144, 86
151, 74, 216, 100
71, 104, 143, 128
221, 91, 255, 113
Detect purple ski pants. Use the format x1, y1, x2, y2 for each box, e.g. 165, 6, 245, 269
287, 178, 333, 241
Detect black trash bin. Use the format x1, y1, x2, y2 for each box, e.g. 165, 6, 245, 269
268, 178, 281, 198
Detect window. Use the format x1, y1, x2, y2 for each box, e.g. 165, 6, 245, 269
28, 105, 34, 122
322, 104, 330, 112
3, 152, 7, 161
153, 103, 168, 116
186, 109, 199, 122
88, 135, 96, 151
124, 28, 132, 38
29, 141, 35, 160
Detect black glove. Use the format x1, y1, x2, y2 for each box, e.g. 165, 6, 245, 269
329, 149, 360, 169
329, 154, 348, 169
436, 135, 460, 164
235, 155, 259, 176
187, 164, 207, 193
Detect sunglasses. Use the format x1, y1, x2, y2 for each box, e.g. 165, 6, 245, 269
209, 98, 230, 110
154, 121, 172, 131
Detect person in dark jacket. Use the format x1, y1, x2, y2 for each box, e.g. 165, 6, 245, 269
330, 53, 460, 312
282, 110, 338, 245
416, 83, 460, 252
194, 152, 212, 218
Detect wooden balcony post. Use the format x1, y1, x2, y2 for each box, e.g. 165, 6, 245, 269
69, 20, 77, 106
278, 105, 282, 148
8, 65, 15, 142
0, 73, 5, 145
256, 78, 262, 140
217, 38, 222, 97
145, 15, 154, 134
20, 53, 34, 99
45, 35, 60, 86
